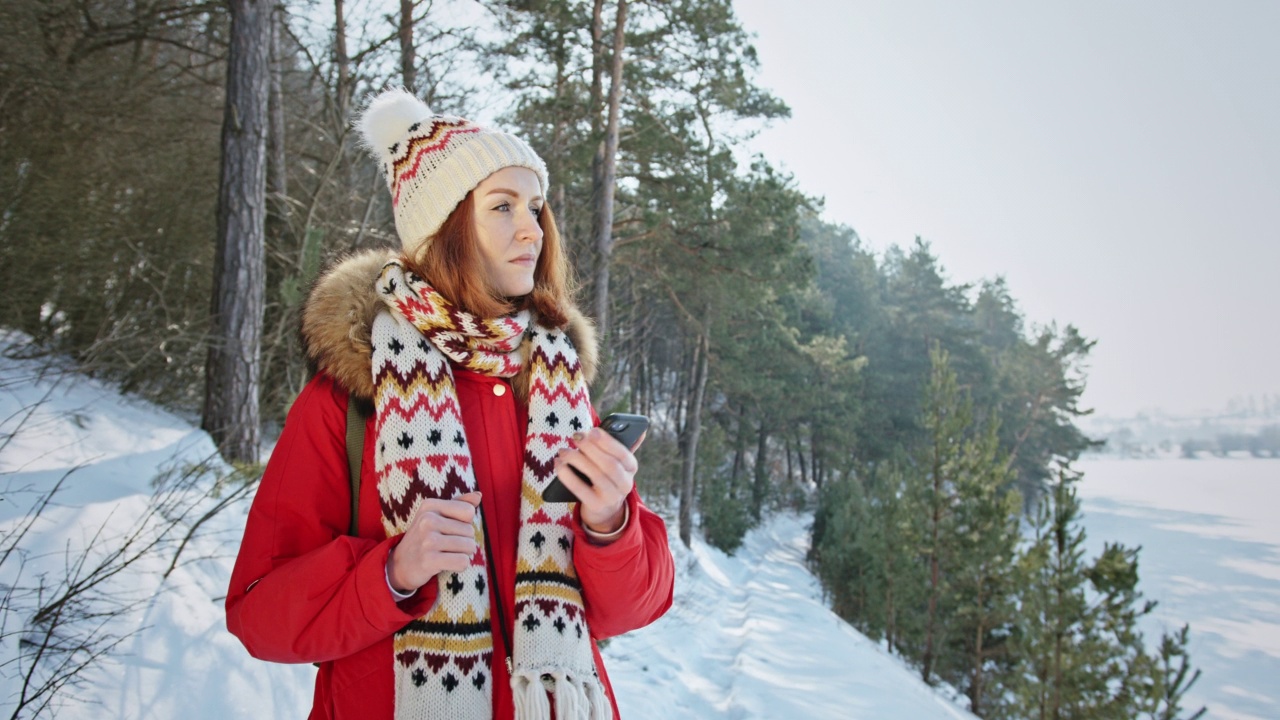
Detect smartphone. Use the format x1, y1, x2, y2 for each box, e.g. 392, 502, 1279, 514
541, 413, 650, 503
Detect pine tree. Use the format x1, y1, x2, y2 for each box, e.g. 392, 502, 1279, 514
1012, 463, 1094, 719
944, 414, 1022, 716
868, 459, 927, 654
203, 0, 271, 463
1139, 625, 1206, 720
917, 342, 972, 683
1009, 463, 1198, 720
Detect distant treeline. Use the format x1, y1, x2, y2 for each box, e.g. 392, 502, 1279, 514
1181, 426, 1280, 458
809, 349, 1203, 719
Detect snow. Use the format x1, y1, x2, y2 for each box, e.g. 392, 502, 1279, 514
0, 335, 314, 719
5, 334, 1276, 720
603, 515, 976, 719
1077, 457, 1280, 720
0, 335, 975, 719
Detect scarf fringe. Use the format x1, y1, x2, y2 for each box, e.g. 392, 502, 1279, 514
512, 671, 610, 720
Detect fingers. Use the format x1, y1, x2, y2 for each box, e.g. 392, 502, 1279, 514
390, 494, 484, 592
554, 452, 604, 495
420, 494, 480, 524
578, 428, 640, 471
563, 428, 636, 485
555, 427, 637, 534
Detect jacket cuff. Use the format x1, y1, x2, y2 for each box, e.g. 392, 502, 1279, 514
358, 535, 437, 624
573, 491, 644, 571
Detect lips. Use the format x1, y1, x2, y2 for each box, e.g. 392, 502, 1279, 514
511, 253, 538, 267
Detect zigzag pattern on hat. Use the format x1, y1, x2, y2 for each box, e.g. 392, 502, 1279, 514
356, 88, 549, 256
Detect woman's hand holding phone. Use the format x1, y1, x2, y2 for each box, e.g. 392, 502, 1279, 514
551, 421, 645, 536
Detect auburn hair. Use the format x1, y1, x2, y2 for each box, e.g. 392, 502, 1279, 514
407, 190, 574, 328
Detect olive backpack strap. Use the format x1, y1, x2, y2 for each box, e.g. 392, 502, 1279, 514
345, 393, 370, 537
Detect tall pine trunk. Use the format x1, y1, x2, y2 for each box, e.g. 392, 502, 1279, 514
334, 0, 350, 117
203, 0, 271, 463
750, 418, 769, 519
921, 451, 943, 683
678, 327, 709, 547
970, 578, 987, 716
883, 509, 898, 652
399, 0, 416, 91
267, 8, 288, 233
590, 0, 627, 349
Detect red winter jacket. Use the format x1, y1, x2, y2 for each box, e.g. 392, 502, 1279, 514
225, 250, 675, 719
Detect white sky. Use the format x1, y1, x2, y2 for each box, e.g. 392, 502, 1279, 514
733, 0, 1280, 418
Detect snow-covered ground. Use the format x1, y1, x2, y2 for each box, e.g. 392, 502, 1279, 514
0, 334, 314, 718
604, 515, 975, 719
7, 334, 1275, 720
1077, 457, 1280, 720
0, 336, 974, 719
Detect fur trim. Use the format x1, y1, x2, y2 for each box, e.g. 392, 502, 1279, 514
301, 249, 599, 402
301, 248, 397, 402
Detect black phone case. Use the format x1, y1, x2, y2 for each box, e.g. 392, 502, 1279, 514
541, 413, 649, 503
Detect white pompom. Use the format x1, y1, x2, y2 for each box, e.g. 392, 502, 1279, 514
356, 88, 432, 158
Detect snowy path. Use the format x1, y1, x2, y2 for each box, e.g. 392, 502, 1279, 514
604, 513, 977, 719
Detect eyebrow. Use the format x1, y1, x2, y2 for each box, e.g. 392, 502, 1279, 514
483, 187, 544, 202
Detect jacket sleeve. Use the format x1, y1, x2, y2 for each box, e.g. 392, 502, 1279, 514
572, 490, 675, 640
225, 374, 437, 664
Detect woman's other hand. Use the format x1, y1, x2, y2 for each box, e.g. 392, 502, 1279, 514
386, 491, 482, 594
554, 428, 641, 537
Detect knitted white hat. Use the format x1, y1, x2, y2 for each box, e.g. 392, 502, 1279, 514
356, 88, 549, 255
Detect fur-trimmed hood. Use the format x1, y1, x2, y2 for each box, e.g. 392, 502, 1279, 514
300, 248, 599, 402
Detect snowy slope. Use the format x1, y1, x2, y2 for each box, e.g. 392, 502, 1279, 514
0, 334, 313, 719
604, 515, 976, 720
0, 333, 973, 719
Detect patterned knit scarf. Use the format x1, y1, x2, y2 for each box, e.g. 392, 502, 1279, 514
371, 260, 609, 720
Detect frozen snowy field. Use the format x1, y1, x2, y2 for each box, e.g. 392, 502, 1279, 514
1077, 457, 1280, 720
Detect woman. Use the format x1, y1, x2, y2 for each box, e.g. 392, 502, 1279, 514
226, 88, 675, 720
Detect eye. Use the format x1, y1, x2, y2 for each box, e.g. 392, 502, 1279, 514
531, 205, 543, 218
493, 201, 511, 212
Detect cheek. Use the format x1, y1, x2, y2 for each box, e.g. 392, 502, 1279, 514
474, 224, 503, 262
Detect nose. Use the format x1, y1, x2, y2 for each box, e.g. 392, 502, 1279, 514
516, 208, 543, 244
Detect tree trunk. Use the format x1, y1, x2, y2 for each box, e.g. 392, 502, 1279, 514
399, 0, 416, 92
590, 0, 627, 347
922, 447, 943, 683
970, 580, 987, 717
203, 0, 271, 464
588, 0, 605, 138
796, 433, 808, 485
729, 405, 746, 486
334, 0, 351, 117
885, 550, 897, 652
751, 417, 769, 519
267, 7, 288, 232
678, 326, 709, 548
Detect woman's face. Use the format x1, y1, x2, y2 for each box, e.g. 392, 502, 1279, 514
471, 166, 544, 298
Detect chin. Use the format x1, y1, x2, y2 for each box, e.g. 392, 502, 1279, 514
498, 287, 534, 301
501, 277, 536, 298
